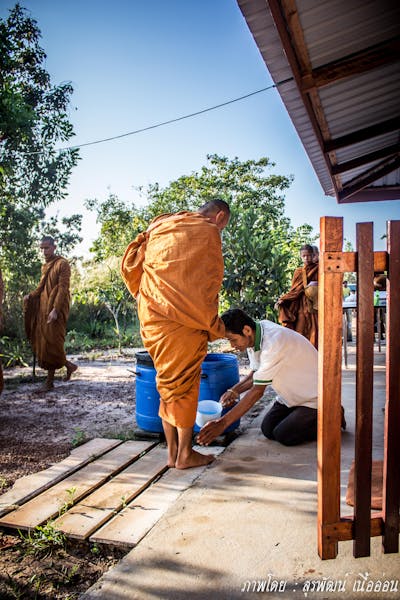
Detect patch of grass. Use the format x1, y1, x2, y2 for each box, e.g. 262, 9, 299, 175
0, 336, 31, 368
71, 428, 87, 448
65, 328, 142, 354
84, 351, 104, 360
19, 522, 66, 558
18, 486, 76, 559
100, 428, 138, 441
53, 563, 80, 586
58, 487, 77, 517
90, 542, 101, 556
65, 330, 95, 353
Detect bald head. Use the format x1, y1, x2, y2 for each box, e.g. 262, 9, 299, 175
198, 199, 230, 231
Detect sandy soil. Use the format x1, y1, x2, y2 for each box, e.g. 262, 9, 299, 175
0, 351, 139, 489
0, 351, 141, 599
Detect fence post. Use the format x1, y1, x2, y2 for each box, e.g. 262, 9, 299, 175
318, 216, 343, 559
353, 222, 374, 557
382, 220, 400, 553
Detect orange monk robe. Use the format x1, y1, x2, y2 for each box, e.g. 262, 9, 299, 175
25, 256, 71, 370
122, 212, 226, 428
277, 263, 318, 349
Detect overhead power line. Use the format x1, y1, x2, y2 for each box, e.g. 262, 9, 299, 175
28, 77, 294, 155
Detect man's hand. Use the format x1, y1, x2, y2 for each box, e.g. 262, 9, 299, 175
220, 390, 237, 408
47, 308, 58, 323
196, 418, 225, 446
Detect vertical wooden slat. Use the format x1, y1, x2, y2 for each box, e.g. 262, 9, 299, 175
353, 222, 374, 557
342, 311, 348, 368
376, 307, 382, 353
318, 217, 343, 560
382, 220, 400, 553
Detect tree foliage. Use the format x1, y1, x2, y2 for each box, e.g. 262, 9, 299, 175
0, 4, 81, 289
69, 258, 137, 350
87, 154, 316, 319
84, 194, 140, 262
0, 3, 81, 355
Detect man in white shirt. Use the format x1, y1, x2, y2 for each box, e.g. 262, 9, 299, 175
197, 308, 318, 446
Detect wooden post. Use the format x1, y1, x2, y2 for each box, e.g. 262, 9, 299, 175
382, 220, 400, 553
353, 222, 374, 557
318, 217, 343, 559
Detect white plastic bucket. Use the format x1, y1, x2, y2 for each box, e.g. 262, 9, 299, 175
196, 400, 222, 428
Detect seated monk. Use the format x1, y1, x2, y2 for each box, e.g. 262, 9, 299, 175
276, 243, 318, 349
121, 199, 230, 469
24, 236, 77, 392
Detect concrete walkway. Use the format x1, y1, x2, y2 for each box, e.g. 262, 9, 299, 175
82, 343, 399, 600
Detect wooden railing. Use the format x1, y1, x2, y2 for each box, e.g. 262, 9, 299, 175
318, 216, 400, 559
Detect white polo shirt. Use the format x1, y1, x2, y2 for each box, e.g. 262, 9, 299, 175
247, 320, 318, 409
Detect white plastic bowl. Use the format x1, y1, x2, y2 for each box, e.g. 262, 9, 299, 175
196, 400, 222, 428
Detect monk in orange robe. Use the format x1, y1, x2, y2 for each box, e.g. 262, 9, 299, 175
276, 244, 318, 349
0, 268, 4, 394
122, 199, 230, 469
24, 237, 77, 391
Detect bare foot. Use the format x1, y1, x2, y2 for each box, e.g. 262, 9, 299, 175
167, 448, 177, 468
63, 363, 78, 382
175, 449, 215, 470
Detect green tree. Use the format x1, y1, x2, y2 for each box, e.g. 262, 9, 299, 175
0, 4, 81, 361
70, 258, 137, 352
343, 239, 357, 285
87, 155, 316, 319
0, 4, 80, 285
85, 194, 140, 261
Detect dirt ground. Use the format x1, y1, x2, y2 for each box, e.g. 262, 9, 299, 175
0, 350, 140, 600
1, 351, 139, 489
0, 348, 269, 599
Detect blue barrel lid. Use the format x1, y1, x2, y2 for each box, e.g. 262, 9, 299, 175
135, 350, 154, 367
202, 352, 238, 364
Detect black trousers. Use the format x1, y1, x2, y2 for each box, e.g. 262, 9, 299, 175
261, 401, 317, 446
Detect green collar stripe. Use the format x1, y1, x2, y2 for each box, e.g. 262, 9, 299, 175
255, 321, 262, 351
254, 379, 272, 384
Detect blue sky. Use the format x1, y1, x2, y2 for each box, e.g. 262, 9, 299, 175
2, 0, 400, 254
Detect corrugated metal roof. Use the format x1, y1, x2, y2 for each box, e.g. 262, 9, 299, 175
237, 0, 400, 203
300, 0, 399, 66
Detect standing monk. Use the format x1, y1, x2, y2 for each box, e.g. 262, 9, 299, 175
276, 244, 318, 349
0, 268, 4, 394
121, 199, 230, 469
24, 236, 77, 392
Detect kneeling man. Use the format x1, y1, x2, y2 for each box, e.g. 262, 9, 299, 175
197, 308, 318, 447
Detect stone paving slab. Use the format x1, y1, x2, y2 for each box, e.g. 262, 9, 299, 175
82, 345, 400, 600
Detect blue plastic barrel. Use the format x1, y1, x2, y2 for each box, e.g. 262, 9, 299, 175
134, 351, 241, 434
194, 353, 240, 433
135, 351, 163, 433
